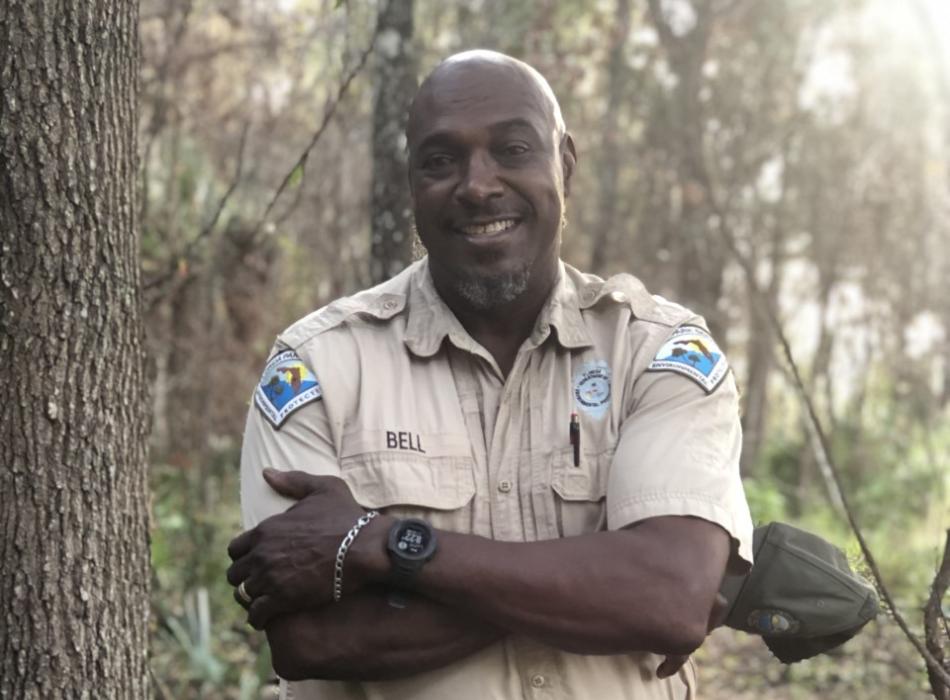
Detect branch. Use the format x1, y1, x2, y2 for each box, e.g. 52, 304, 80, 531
693, 156, 950, 689
143, 121, 251, 298
250, 27, 378, 239
924, 530, 950, 699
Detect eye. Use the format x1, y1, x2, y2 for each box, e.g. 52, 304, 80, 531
501, 142, 530, 157
421, 153, 455, 171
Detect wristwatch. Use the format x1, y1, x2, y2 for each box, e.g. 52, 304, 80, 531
386, 518, 438, 587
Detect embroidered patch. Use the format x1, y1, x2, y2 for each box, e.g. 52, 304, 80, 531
573, 361, 612, 420
254, 350, 322, 429
647, 325, 729, 394
747, 609, 800, 635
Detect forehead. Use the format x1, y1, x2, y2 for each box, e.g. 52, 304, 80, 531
409, 62, 557, 147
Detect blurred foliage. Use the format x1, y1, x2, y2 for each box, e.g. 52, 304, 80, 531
139, 0, 950, 697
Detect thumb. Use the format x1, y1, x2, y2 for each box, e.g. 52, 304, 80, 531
656, 654, 688, 679
262, 468, 325, 500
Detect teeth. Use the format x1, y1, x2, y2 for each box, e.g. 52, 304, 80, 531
460, 219, 517, 236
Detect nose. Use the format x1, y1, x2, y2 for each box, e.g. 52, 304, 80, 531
455, 151, 503, 206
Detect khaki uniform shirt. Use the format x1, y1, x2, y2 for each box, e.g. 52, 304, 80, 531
241, 258, 754, 700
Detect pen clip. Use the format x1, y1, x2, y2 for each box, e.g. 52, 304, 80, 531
570, 411, 580, 467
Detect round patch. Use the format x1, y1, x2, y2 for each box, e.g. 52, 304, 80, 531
748, 609, 800, 636
573, 361, 611, 420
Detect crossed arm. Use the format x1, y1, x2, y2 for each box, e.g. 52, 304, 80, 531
227, 470, 730, 682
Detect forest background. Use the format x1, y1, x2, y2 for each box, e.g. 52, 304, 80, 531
51, 0, 950, 696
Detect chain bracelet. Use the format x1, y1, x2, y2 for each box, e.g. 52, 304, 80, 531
333, 510, 379, 603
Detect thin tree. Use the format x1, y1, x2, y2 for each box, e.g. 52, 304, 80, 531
0, 0, 150, 696
370, 0, 417, 284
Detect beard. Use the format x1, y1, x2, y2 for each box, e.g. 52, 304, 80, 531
452, 263, 531, 311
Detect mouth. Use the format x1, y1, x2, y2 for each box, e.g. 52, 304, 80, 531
453, 218, 521, 239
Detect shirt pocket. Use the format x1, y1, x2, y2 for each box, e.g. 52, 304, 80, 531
339, 429, 476, 532
549, 446, 611, 538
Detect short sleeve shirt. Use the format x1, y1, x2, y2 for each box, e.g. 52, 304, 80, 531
241, 257, 754, 700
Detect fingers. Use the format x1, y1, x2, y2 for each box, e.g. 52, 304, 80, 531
227, 529, 254, 562
656, 654, 689, 679
226, 555, 254, 587
262, 468, 331, 500
232, 573, 266, 614
246, 594, 281, 630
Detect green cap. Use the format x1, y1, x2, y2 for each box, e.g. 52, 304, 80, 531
719, 522, 878, 663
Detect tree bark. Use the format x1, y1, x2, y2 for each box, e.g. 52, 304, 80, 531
370, 0, 416, 284
0, 1, 150, 697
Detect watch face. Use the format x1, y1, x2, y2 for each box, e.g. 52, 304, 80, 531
396, 524, 428, 557
390, 519, 437, 562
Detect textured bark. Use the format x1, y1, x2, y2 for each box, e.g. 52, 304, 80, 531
0, 1, 150, 698
370, 0, 416, 284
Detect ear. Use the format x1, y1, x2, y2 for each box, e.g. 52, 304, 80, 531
560, 133, 577, 198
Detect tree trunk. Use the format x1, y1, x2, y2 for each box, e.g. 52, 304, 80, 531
370, 0, 416, 284
647, 0, 728, 340
589, 0, 631, 275
0, 1, 150, 697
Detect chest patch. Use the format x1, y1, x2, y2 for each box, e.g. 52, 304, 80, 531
647, 325, 728, 394
573, 360, 612, 419
254, 349, 323, 429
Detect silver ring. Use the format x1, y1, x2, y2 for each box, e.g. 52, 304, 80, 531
237, 581, 253, 605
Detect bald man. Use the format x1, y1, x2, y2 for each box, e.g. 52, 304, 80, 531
227, 50, 753, 699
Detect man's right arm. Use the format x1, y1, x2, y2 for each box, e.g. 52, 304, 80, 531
239, 370, 503, 680
266, 588, 502, 682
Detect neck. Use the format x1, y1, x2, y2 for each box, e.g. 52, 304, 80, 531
432, 262, 559, 376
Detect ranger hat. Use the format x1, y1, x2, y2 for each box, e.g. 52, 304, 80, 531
719, 522, 879, 663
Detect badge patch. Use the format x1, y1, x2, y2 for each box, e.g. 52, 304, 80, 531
647, 325, 728, 393
254, 350, 322, 429
573, 361, 612, 419
748, 609, 800, 635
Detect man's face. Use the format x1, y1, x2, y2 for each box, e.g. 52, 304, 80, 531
408, 61, 575, 311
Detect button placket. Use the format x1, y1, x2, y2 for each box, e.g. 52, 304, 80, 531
485, 351, 532, 540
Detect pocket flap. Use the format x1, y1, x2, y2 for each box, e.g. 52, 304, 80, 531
342, 452, 476, 511
550, 447, 610, 502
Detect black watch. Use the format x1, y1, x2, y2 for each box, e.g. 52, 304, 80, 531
386, 518, 438, 587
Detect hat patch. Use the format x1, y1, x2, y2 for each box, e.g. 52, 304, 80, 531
574, 360, 611, 420
647, 325, 728, 393
748, 609, 801, 636
254, 350, 322, 429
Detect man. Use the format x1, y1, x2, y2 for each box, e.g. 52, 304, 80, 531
227, 50, 754, 699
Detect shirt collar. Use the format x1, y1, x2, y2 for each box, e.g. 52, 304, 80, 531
403, 259, 594, 358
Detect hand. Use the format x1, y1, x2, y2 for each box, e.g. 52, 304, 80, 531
226, 469, 384, 629
655, 591, 729, 679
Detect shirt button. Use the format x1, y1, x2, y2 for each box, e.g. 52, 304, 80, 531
497, 480, 512, 493
530, 674, 545, 688
540, 322, 550, 333
383, 299, 398, 311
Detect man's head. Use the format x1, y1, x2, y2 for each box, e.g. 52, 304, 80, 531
407, 50, 576, 312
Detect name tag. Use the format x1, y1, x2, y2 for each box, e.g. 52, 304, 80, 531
385, 430, 426, 453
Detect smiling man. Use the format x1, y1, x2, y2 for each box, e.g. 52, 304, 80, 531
228, 50, 753, 700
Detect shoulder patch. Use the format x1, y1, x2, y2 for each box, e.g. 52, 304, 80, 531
647, 325, 729, 393
254, 350, 323, 429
